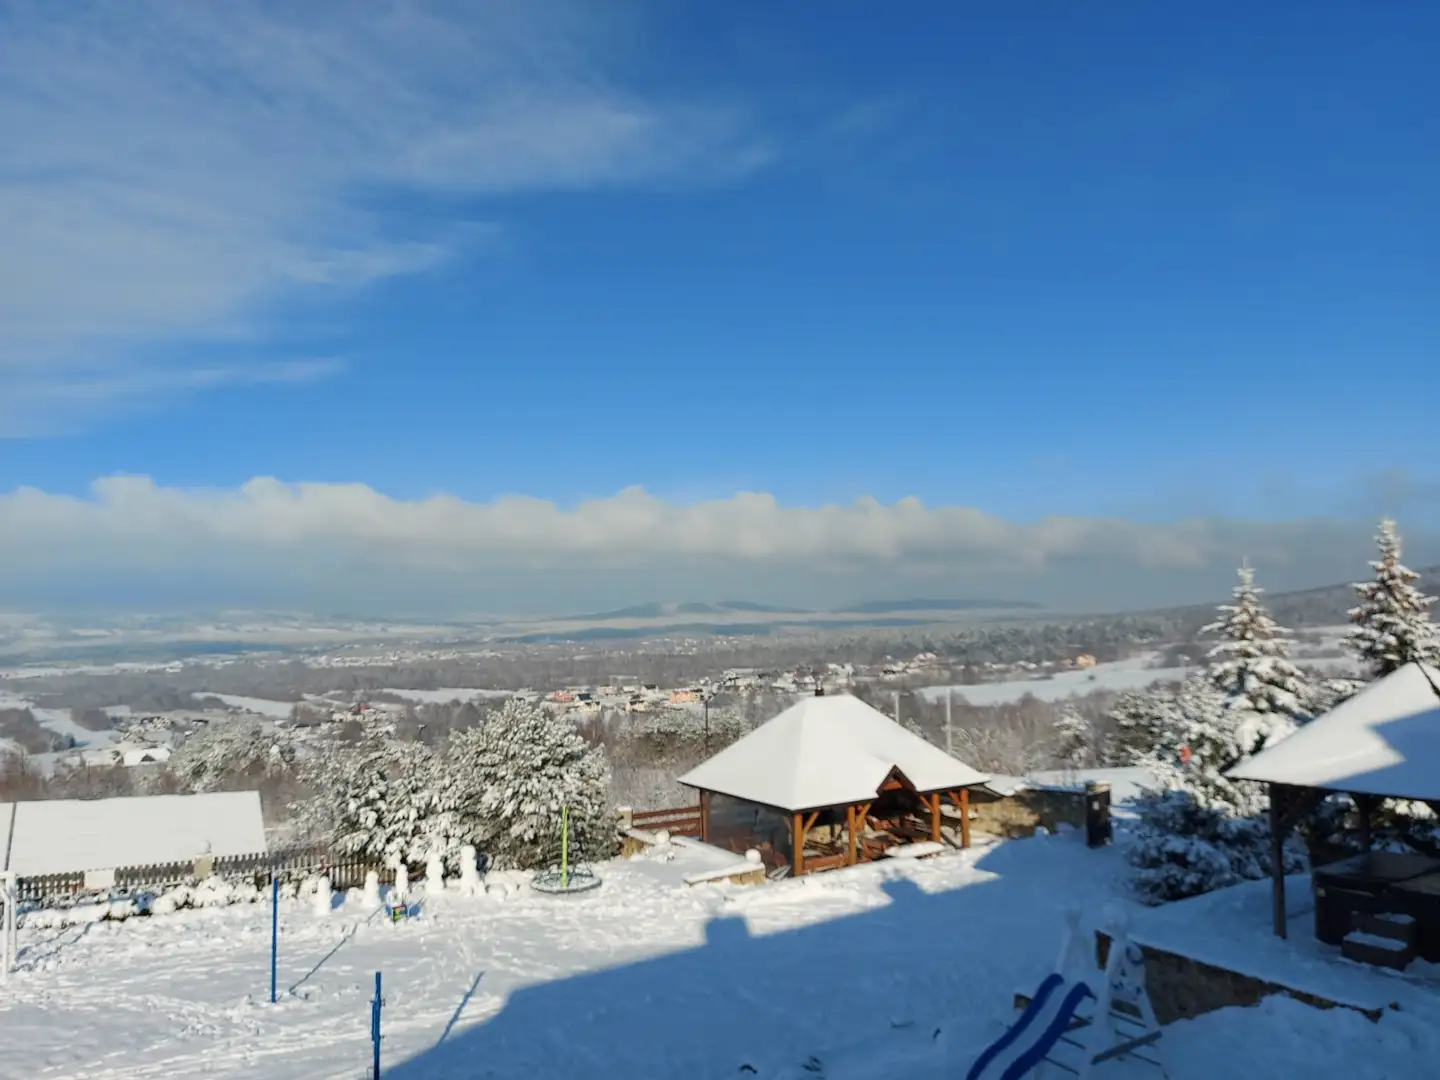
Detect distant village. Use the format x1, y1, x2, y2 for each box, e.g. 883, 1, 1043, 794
47, 650, 1102, 771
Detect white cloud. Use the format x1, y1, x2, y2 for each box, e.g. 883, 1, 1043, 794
0, 1, 768, 422
1, 477, 1430, 615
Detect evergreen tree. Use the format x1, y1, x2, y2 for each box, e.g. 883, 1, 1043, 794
447, 698, 614, 870
1348, 518, 1440, 677
1102, 687, 1179, 767
1202, 564, 1308, 745
170, 719, 296, 792
317, 735, 452, 868
1125, 676, 1302, 902
1053, 705, 1093, 769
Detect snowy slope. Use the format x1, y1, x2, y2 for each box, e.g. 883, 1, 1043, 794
2, 832, 1438, 1079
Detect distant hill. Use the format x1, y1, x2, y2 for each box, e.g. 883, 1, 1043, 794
831, 598, 1042, 615
567, 600, 796, 622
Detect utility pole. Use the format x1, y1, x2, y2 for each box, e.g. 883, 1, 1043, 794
702, 682, 711, 756
945, 689, 954, 757
893, 691, 901, 726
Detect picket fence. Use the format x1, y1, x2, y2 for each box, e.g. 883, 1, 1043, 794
14, 846, 395, 908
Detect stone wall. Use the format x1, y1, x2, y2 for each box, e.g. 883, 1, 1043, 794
968, 787, 1089, 838
1094, 932, 1387, 1025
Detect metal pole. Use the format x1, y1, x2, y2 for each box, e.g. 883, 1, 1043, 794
560, 805, 569, 890
371, 970, 383, 1079
270, 876, 279, 1004
945, 689, 953, 757
893, 692, 901, 725
703, 692, 710, 756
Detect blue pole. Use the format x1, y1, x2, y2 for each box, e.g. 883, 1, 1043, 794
270, 876, 279, 1004
371, 971, 383, 1079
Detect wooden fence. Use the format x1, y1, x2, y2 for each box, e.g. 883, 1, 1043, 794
630, 805, 703, 838
14, 845, 393, 908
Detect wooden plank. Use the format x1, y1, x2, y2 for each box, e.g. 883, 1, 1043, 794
1091, 1029, 1162, 1065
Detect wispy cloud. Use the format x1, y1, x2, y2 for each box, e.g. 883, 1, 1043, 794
0, 1, 769, 426
0, 360, 344, 437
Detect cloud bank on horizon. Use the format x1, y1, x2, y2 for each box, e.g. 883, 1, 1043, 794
1, 477, 1432, 616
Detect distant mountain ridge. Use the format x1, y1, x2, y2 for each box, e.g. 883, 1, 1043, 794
565, 597, 1035, 622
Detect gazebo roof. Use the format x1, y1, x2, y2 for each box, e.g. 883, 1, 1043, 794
1227, 661, 1440, 801
676, 692, 989, 813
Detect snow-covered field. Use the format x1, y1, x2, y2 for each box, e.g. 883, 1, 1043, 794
921, 651, 1364, 707
191, 692, 298, 718
2, 833, 1435, 1080
376, 687, 513, 705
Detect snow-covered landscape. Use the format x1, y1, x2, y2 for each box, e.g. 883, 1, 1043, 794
3, 831, 1436, 1080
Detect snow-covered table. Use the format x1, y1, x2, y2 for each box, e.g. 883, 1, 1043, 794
883, 841, 947, 860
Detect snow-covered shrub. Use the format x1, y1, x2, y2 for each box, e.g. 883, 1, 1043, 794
1126, 788, 1306, 904
448, 698, 615, 871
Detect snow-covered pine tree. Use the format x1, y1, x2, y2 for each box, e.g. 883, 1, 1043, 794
169, 719, 296, 792
1125, 676, 1304, 903
1101, 687, 1178, 767
1348, 518, 1440, 677
312, 735, 453, 869
1202, 564, 1309, 746
1052, 705, 1093, 769
447, 698, 615, 870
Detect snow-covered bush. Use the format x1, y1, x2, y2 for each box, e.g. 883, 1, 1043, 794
1126, 788, 1305, 904
447, 698, 616, 870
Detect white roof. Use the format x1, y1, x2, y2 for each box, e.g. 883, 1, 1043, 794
676, 693, 989, 812
1227, 662, 1440, 800
0, 791, 267, 876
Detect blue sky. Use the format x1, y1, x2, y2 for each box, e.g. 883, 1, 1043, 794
0, 2, 1436, 614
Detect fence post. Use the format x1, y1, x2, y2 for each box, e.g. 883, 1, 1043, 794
371, 970, 384, 1079
1, 870, 16, 985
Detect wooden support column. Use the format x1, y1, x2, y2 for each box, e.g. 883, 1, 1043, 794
792, 812, 804, 877
846, 804, 858, 866
947, 789, 971, 849
928, 793, 942, 843
1355, 793, 1374, 851
699, 790, 711, 844
1268, 784, 1287, 939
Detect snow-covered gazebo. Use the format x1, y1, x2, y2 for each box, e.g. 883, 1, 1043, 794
676, 690, 989, 876
1227, 661, 1440, 942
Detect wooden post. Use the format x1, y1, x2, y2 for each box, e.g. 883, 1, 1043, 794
1269, 785, 1287, 939
1356, 794, 1373, 851
959, 788, 970, 848
928, 793, 942, 843
792, 812, 805, 877
846, 804, 858, 866
699, 791, 711, 844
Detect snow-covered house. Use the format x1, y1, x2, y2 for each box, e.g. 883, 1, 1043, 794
1227, 661, 1440, 953
677, 690, 989, 876
0, 790, 267, 878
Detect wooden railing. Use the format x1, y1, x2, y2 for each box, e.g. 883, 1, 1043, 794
630, 805, 703, 838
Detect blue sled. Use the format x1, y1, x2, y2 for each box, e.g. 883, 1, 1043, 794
966, 973, 1093, 1080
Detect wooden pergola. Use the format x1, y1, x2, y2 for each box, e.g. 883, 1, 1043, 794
679, 690, 990, 876
1228, 662, 1440, 938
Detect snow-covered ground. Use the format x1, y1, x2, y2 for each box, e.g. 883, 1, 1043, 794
2, 832, 1436, 1079
191, 692, 298, 718
376, 687, 513, 705
921, 652, 1365, 707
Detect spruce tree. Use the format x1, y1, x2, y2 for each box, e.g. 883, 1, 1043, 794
1348, 518, 1440, 677
1202, 564, 1308, 745
1053, 705, 1093, 769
